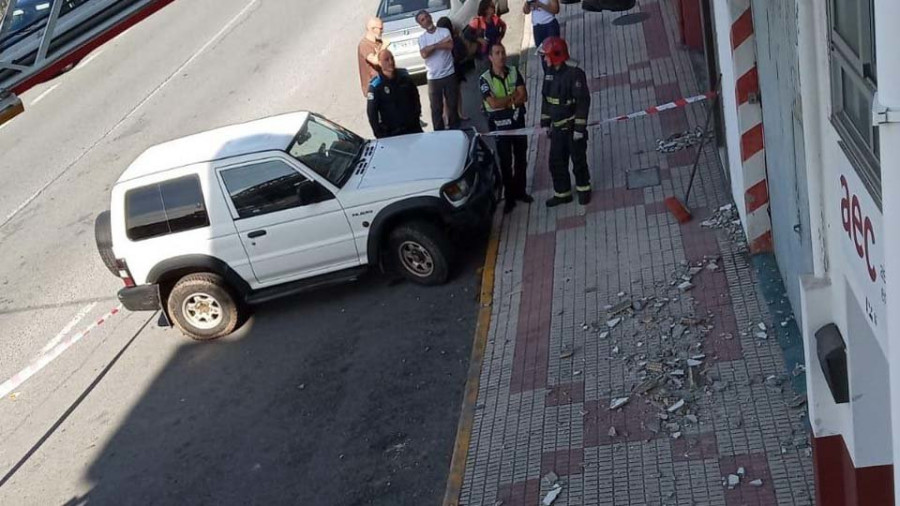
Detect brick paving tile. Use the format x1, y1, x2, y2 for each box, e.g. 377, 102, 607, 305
459, 1, 815, 504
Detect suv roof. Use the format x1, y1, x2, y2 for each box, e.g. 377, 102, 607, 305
118, 111, 310, 183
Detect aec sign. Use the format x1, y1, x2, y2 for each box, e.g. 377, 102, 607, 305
839, 171, 886, 340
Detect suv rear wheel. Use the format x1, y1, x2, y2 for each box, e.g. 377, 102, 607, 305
167, 273, 240, 341
388, 221, 452, 285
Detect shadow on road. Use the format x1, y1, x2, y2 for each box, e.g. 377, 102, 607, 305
59, 230, 486, 506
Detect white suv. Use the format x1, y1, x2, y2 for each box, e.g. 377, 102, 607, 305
95, 112, 498, 340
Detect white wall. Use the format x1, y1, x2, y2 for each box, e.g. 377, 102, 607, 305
793, 0, 892, 469
711, 0, 748, 231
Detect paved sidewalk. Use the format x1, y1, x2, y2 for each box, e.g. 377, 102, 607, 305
459, 1, 814, 505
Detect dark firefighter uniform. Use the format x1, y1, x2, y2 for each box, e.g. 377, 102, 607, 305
366, 69, 423, 139
540, 62, 591, 206
480, 64, 530, 210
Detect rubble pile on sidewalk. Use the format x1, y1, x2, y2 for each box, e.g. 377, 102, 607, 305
700, 203, 749, 254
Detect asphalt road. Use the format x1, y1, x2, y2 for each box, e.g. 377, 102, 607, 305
0, 0, 527, 504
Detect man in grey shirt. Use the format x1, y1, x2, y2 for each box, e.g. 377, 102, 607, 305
416, 10, 459, 130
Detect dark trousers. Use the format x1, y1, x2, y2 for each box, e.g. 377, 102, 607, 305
549, 128, 590, 195
496, 135, 528, 199
428, 74, 460, 130
533, 19, 561, 49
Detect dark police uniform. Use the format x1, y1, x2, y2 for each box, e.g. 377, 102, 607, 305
540, 62, 591, 202
480, 64, 528, 202
366, 69, 423, 139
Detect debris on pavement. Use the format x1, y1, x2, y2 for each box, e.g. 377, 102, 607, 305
726, 474, 740, 489
542, 483, 563, 505
750, 479, 764, 487
559, 348, 574, 359
667, 399, 685, 412
610, 397, 630, 410
542, 471, 559, 488
608, 426, 617, 437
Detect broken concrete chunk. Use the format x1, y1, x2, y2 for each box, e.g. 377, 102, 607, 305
632, 300, 644, 311
617, 291, 626, 297
672, 432, 682, 439
669, 369, 685, 377
688, 267, 703, 277
667, 399, 685, 412
541, 471, 559, 488
686, 414, 699, 424
678, 281, 694, 292
542, 483, 563, 505
612, 346, 620, 354
686, 359, 703, 367
750, 479, 763, 487
608, 300, 632, 316
726, 474, 740, 488
737, 467, 746, 477
607, 318, 622, 329
758, 322, 767, 331
559, 349, 574, 359
608, 426, 618, 437
610, 397, 630, 410
599, 331, 610, 339
789, 394, 808, 409
755, 332, 768, 340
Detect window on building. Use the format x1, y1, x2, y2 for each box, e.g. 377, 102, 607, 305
126, 175, 209, 241
828, 0, 881, 206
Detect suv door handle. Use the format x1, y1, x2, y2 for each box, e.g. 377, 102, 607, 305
247, 230, 267, 239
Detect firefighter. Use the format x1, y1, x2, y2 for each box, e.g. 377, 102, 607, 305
538, 37, 591, 207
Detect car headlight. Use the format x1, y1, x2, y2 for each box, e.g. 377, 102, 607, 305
442, 177, 472, 203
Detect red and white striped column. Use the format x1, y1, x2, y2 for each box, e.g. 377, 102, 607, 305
729, 0, 772, 253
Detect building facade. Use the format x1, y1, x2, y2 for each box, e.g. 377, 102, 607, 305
706, 0, 899, 503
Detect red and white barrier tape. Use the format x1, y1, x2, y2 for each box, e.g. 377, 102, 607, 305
484, 91, 717, 137
0, 304, 123, 399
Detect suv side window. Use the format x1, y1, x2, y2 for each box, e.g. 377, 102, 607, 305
126, 175, 210, 241
221, 160, 328, 219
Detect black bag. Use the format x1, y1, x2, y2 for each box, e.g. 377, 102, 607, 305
582, 0, 636, 12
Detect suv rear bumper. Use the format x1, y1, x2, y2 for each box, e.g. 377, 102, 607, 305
118, 284, 161, 312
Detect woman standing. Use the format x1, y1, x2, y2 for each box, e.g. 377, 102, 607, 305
523, 0, 560, 49
468, 0, 507, 60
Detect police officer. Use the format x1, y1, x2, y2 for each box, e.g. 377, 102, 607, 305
367, 49, 423, 138
538, 37, 591, 207
480, 43, 533, 214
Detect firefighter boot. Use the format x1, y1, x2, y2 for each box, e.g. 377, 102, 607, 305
545, 193, 574, 208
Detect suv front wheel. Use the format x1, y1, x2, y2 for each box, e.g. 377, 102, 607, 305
388, 221, 452, 286
167, 273, 240, 341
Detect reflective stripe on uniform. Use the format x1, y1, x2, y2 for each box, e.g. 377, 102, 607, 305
575, 185, 592, 191
555, 191, 572, 197
552, 115, 576, 127
574, 118, 588, 125
546, 97, 560, 105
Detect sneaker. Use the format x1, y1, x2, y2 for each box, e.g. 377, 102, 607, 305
503, 199, 516, 214
518, 194, 534, 204
545, 194, 574, 208
577, 190, 592, 205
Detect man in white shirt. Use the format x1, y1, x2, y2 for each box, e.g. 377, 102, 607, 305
523, 0, 561, 49
416, 9, 459, 130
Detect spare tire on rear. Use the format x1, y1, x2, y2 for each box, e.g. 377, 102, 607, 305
95, 211, 118, 276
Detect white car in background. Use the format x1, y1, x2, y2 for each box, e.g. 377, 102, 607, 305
378, 0, 508, 76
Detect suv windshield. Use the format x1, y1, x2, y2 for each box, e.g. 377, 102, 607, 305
376, 0, 450, 22
287, 115, 364, 188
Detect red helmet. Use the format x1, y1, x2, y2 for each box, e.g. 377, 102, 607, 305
539, 37, 569, 66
